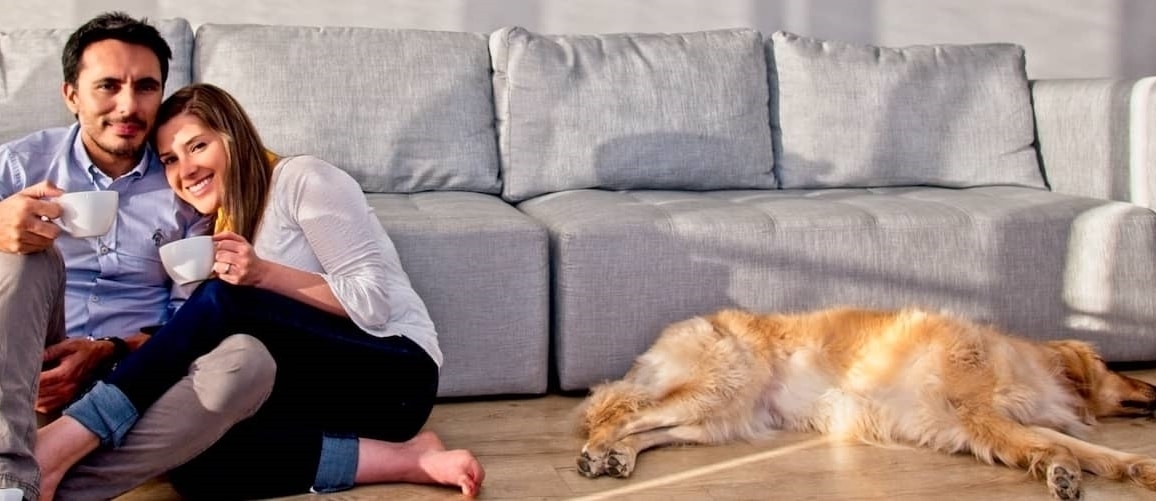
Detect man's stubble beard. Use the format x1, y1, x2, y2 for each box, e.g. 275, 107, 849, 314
90, 123, 145, 160
97, 139, 140, 159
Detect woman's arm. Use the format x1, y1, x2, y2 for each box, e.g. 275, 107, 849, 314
213, 156, 395, 325
212, 231, 348, 317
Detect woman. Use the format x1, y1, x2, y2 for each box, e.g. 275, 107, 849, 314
35, 83, 484, 499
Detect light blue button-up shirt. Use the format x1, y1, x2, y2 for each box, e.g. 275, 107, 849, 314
0, 124, 209, 339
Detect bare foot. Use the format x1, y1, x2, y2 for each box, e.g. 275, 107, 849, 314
37, 471, 59, 501
356, 431, 485, 497
404, 430, 446, 453
415, 448, 486, 497
35, 416, 101, 501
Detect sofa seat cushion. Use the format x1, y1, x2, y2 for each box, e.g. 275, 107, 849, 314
367, 192, 548, 396
768, 31, 1044, 190
0, 18, 193, 144
520, 187, 1156, 390
195, 24, 500, 194
491, 27, 776, 202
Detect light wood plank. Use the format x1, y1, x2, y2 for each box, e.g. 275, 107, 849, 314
116, 369, 1156, 500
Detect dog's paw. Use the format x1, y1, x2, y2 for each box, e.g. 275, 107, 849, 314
605, 447, 636, 479
1127, 459, 1156, 490
1047, 464, 1083, 501
577, 450, 606, 478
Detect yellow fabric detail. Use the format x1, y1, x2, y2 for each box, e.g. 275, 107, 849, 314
212, 150, 280, 234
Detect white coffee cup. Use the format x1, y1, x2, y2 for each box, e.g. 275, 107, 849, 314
53, 190, 118, 238
159, 235, 215, 285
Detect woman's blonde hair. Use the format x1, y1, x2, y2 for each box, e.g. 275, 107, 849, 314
152, 83, 275, 242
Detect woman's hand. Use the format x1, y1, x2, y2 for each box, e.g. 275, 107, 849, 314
212, 230, 350, 317
212, 231, 268, 286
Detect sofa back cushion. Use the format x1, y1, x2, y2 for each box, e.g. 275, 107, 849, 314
491, 27, 776, 203
0, 18, 193, 144
194, 24, 501, 194
768, 31, 1045, 190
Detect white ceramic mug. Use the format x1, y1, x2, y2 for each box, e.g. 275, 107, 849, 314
159, 235, 215, 285
53, 190, 118, 238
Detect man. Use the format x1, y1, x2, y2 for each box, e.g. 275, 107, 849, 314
0, 12, 274, 500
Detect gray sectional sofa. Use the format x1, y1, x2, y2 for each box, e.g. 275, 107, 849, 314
3, 19, 1155, 397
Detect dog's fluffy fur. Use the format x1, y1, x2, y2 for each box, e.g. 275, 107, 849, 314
577, 307, 1156, 500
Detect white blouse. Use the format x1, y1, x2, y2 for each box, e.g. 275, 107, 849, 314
252, 155, 442, 368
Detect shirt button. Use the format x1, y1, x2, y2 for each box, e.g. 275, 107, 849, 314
90, 296, 100, 303
99, 245, 110, 254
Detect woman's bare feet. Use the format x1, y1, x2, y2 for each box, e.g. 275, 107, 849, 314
405, 430, 447, 453
356, 431, 485, 497
35, 416, 101, 501
403, 431, 486, 495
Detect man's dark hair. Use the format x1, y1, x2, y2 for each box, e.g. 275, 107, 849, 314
61, 11, 172, 86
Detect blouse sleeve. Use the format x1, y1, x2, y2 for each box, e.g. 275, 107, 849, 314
278, 156, 395, 329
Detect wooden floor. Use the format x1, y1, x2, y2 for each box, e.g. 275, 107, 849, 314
118, 369, 1156, 500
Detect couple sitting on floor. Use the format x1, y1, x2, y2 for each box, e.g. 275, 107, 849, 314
0, 12, 483, 501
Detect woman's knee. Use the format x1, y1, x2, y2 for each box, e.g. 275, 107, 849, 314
190, 334, 276, 414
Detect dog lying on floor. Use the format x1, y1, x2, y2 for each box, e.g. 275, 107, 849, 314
576, 307, 1156, 500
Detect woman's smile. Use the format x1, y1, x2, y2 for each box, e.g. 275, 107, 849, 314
185, 174, 214, 197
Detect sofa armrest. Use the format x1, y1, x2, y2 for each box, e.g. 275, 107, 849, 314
1031, 77, 1156, 208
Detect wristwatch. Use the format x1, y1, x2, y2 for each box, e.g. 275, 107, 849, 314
89, 335, 130, 364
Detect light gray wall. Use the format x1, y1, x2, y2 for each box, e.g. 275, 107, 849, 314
2, 0, 1154, 79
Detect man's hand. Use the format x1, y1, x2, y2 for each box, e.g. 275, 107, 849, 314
0, 180, 65, 254
37, 337, 114, 414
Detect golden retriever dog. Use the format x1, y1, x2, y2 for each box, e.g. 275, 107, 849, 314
577, 307, 1156, 500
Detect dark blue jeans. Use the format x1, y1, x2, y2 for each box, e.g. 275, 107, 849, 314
105, 279, 439, 499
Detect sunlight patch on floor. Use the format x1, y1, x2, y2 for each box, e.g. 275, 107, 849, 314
570, 436, 833, 500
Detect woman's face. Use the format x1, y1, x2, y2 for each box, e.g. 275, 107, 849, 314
155, 112, 227, 214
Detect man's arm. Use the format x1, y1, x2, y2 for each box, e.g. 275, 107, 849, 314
36, 332, 150, 414
0, 145, 66, 254
0, 183, 65, 255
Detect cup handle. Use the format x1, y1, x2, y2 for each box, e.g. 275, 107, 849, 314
50, 217, 74, 235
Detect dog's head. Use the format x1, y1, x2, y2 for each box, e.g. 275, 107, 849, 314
1049, 340, 1156, 418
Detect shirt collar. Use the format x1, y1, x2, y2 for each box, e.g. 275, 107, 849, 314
68, 123, 154, 188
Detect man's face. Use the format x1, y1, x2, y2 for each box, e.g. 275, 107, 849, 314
62, 39, 163, 176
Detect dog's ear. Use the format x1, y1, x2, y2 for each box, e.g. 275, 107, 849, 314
1047, 340, 1102, 422
1048, 340, 1099, 397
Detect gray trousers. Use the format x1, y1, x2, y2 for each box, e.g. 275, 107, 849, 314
0, 249, 277, 501
0, 249, 65, 499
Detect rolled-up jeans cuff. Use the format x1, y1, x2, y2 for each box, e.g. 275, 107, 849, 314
61, 381, 138, 448
311, 433, 358, 493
